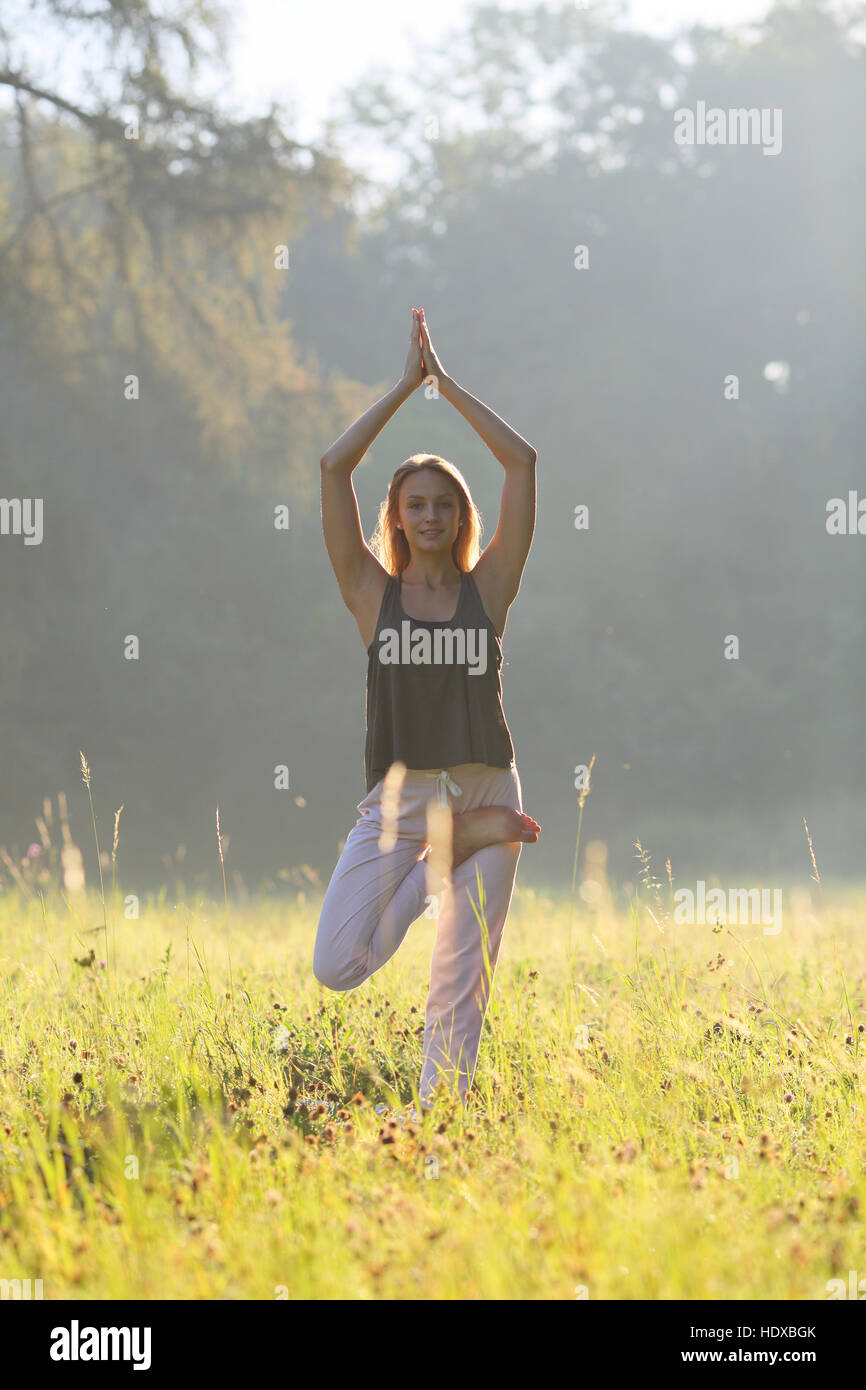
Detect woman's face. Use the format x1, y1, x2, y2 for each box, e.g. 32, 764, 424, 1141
397, 468, 461, 555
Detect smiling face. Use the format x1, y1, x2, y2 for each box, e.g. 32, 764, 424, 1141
397, 467, 462, 555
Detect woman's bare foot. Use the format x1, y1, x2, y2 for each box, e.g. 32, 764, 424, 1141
450, 806, 540, 870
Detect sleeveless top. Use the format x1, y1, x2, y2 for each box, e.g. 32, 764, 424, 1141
364, 570, 515, 792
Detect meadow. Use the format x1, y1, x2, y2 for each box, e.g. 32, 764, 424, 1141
0, 798, 863, 1302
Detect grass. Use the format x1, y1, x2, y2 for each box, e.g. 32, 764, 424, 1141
0, 863, 864, 1299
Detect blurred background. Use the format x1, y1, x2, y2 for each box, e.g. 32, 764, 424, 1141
0, 0, 863, 898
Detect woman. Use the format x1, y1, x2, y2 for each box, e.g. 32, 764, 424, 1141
314, 307, 540, 1107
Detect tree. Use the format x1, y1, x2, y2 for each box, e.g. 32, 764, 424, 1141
0, 0, 359, 465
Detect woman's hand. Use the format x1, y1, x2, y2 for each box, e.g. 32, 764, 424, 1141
401, 308, 425, 389
418, 309, 448, 383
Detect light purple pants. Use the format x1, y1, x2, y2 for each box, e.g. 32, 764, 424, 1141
313, 762, 523, 1102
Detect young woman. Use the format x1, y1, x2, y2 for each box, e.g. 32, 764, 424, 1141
314, 307, 540, 1107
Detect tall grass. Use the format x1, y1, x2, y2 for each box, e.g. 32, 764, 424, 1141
0, 857, 863, 1298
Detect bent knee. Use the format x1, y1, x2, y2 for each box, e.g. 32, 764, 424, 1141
312, 955, 360, 993
312, 963, 351, 992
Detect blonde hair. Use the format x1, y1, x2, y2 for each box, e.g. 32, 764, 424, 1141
370, 454, 482, 575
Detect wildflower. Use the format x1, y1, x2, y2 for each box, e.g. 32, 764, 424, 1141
26, 844, 41, 859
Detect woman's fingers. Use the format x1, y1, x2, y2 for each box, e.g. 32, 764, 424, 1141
418, 313, 437, 364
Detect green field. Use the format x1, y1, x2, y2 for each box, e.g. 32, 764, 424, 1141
0, 857, 863, 1300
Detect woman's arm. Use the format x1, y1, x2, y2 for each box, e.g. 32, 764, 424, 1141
419, 313, 536, 629
320, 312, 424, 638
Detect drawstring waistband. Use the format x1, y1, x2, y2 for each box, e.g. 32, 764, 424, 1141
425, 769, 463, 807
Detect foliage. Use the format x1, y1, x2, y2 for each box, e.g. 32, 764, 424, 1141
0, 0, 864, 887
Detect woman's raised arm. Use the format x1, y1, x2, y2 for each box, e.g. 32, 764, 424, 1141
320, 311, 423, 629
418, 311, 537, 632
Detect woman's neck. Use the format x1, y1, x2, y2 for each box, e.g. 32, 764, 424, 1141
400, 558, 461, 589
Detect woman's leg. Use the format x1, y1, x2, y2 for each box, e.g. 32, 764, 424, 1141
313, 785, 430, 992
419, 764, 524, 1103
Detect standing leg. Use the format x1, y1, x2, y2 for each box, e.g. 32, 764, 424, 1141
419, 764, 524, 1102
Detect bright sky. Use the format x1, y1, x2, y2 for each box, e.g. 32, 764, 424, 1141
3, 0, 785, 183
222, 0, 776, 144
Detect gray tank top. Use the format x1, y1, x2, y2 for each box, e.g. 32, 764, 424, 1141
364, 570, 515, 793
